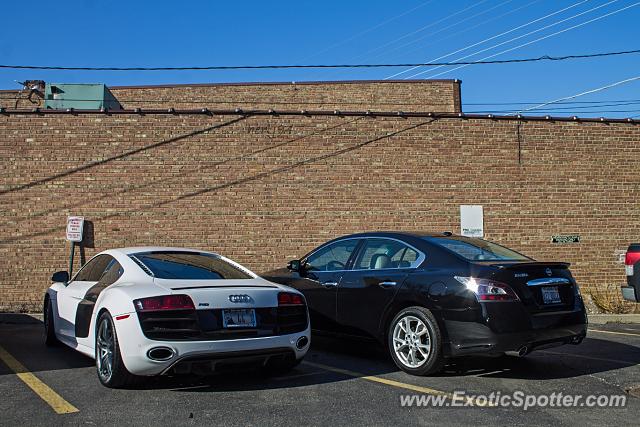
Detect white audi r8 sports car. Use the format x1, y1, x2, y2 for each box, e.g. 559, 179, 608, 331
44, 247, 310, 388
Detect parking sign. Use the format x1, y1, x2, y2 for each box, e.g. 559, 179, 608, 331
66, 216, 84, 242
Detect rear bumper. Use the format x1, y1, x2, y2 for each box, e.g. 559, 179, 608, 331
165, 347, 296, 375
443, 300, 588, 357
115, 314, 310, 376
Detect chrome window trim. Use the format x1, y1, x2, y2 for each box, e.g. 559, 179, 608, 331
526, 277, 572, 287
303, 236, 426, 273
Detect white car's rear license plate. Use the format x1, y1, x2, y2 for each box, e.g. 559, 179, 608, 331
222, 308, 256, 328
541, 286, 562, 304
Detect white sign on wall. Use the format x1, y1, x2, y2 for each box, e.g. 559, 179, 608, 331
460, 205, 483, 238
66, 216, 85, 242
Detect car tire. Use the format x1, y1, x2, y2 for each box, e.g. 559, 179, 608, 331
387, 306, 444, 376
44, 298, 60, 346
95, 311, 141, 388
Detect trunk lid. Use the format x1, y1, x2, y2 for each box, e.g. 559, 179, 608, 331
153, 278, 279, 291
471, 261, 576, 312
153, 278, 284, 310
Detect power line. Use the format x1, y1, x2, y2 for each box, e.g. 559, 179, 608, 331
361, 0, 513, 63
385, 0, 591, 79
346, 0, 491, 63
469, 108, 640, 114
515, 74, 640, 114
406, 0, 624, 79
0, 48, 638, 72
375, 0, 541, 64
465, 98, 640, 105
298, 0, 437, 62
326, 0, 526, 81
414, 0, 640, 79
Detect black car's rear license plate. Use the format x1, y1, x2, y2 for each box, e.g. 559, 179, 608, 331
541, 286, 562, 304
222, 308, 256, 328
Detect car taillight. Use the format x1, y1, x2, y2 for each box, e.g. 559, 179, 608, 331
454, 276, 520, 302
134, 295, 195, 312
625, 250, 640, 276
278, 292, 305, 306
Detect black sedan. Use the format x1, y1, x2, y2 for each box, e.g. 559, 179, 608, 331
262, 232, 587, 376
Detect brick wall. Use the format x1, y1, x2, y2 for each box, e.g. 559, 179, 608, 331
0, 79, 462, 112
1, 80, 638, 312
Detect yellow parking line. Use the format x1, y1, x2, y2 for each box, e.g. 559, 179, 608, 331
589, 328, 640, 337
303, 361, 492, 407
0, 345, 78, 414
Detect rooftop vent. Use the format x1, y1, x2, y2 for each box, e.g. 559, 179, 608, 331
44, 83, 121, 110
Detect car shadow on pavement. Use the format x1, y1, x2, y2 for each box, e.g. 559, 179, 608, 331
157, 335, 397, 392
0, 314, 95, 377
3, 315, 638, 390
437, 337, 640, 380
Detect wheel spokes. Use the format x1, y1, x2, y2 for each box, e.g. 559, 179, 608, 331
393, 315, 432, 368
96, 319, 114, 381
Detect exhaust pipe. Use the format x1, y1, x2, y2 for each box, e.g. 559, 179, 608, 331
506, 345, 529, 357
296, 336, 309, 350
147, 347, 175, 361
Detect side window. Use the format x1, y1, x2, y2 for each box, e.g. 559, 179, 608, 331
97, 259, 124, 286
401, 248, 419, 267
305, 240, 359, 271
73, 255, 113, 282
356, 239, 420, 270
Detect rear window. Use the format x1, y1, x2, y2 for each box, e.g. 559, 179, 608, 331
427, 238, 531, 261
130, 251, 254, 280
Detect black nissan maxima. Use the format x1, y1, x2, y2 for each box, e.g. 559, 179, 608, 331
262, 232, 587, 376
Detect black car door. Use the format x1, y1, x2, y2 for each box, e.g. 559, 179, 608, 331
294, 239, 362, 332
337, 238, 424, 339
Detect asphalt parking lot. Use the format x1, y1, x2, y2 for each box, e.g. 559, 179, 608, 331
0, 314, 638, 426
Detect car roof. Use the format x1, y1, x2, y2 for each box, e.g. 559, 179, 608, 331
108, 247, 217, 256
330, 231, 457, 240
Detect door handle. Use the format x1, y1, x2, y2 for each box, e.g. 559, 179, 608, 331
321, 281, 338, 288
378, 281, 397, 288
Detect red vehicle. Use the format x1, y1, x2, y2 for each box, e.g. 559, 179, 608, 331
622, 244, 640, 302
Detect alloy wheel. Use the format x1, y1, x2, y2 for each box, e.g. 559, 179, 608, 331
392, 315, 431, 368
96, 318, 114, 382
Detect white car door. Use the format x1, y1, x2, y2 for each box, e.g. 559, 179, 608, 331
55, 255, 112, 340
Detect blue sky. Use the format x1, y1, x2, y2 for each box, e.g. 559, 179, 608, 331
1, 0, 639, 116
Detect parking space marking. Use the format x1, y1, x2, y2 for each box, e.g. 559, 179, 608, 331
303, 361, 492, 406
0, 345, 78, 414
589, 329, 640, 337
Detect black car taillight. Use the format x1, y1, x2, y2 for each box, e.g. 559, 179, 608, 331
454, 277, 520, 302
134, 294, 195, 312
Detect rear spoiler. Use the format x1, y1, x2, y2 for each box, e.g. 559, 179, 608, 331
493, 262, 571, 270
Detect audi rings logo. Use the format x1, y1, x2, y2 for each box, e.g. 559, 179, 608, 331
229, 294, 253, 303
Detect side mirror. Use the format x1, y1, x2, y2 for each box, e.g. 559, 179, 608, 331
287, 260, 302, 272
51, 271, 69, 284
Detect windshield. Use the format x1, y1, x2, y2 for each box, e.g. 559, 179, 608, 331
427, 238, 532, 261
130, 251, 254, 280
